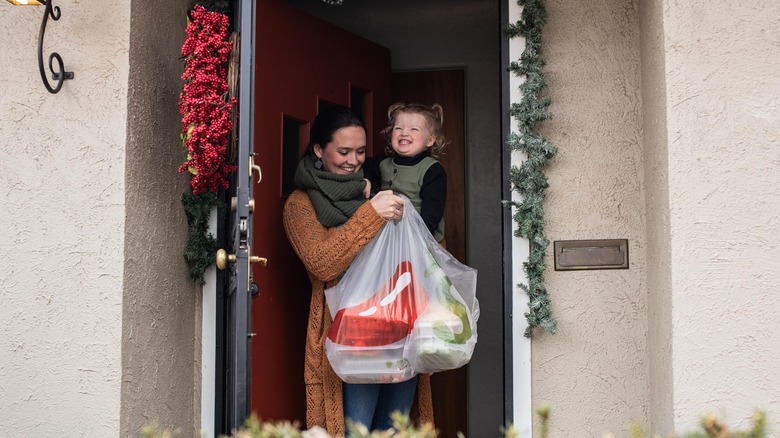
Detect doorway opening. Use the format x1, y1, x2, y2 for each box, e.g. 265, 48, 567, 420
217, 1, 511, 436
269, 3, 510, 433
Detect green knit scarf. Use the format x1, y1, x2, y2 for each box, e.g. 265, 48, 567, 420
294, 155, 367, 227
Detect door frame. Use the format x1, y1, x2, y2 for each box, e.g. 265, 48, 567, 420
211, 0, 258, 435
206, 1, 533, 436
503, 1, 533, 435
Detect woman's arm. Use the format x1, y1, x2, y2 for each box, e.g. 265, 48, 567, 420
283, 190, 386, 282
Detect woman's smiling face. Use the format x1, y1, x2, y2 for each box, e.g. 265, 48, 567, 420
314, 126, 367, 175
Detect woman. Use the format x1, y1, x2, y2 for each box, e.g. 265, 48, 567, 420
282, 105, 434, 435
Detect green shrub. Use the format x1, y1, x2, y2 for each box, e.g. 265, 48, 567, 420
141, 408, 770, 438
623, 411, 768, 438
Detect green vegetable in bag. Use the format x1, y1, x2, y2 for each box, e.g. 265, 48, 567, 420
425, 252, 472, 344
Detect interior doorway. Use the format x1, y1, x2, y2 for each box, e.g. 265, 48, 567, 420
391, 68, 467, 438
277, 2, 509, 436
227, 1, 509, 436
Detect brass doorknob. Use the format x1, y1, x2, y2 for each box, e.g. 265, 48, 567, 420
216, 249, 236, 270
250, 256, 268, 266
215, 249, 268, 269
230, 197, 255, 213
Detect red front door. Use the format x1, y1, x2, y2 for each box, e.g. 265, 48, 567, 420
251, 0, 391, 423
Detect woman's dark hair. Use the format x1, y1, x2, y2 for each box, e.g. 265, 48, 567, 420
304, 105, 366, 157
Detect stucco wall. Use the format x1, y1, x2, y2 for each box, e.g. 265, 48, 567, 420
120, 1, 201, 436
533, 1, 650, 435
662, 1, 780, 432
0, 2, 130, 436
639, 0, 675, 434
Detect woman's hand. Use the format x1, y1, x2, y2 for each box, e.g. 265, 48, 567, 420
370, 190, 404, 220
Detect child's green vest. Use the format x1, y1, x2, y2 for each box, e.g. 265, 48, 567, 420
380, 156, 445, 242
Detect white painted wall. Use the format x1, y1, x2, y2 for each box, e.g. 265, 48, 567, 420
662, 1, 780, 432
0, 2, 129, 435
508, 2, 533, 436
202, 210, 218, 438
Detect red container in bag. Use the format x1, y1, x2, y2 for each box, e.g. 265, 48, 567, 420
328, 261, 428, 347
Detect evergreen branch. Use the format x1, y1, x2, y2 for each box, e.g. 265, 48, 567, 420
505, 0, 558, 337
182, 191, 224, 284
192, 0, 230, 16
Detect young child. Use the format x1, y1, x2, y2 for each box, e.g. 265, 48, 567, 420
378, 102, 448, 242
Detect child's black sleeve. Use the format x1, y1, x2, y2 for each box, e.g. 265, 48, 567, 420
362, 155, 384, 195
419, 162, 447, 236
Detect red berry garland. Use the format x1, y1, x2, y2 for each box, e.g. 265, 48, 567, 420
179, 4, 236, 194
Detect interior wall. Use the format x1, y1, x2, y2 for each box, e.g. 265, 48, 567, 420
121, 1, 201, 436
661, 1, 780, 432
0, 2, 130, 436
278, 0, 506, 434
638, 0, 674, 434
534, 0, 649, 436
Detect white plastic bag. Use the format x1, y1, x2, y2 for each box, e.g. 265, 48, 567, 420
325, 196, 479, 384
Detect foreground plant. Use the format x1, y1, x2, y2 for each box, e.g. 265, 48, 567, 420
346, 412, 439, 438
141, 408, 770, 438
610, 411, 767, 438
230, 415, 305, 438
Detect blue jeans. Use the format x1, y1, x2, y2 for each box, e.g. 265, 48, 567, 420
343, 376, 419, 431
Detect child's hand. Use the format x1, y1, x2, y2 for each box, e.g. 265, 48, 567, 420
363, 178, 372, 199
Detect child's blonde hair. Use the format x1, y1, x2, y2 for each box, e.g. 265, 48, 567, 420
381, 102, 448, 158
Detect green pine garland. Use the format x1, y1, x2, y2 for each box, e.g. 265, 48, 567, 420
192, 0, 230, 15
182, 191, 223, 285
180, 0, 232, 285
505, 0, 558, 337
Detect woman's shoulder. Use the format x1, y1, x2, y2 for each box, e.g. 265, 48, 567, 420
283, 189, 313, 217
285, 189, 311, 205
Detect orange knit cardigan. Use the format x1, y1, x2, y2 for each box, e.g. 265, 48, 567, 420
282, 189, 434, 436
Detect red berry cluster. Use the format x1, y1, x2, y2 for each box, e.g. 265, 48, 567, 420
179, 4, 236, 194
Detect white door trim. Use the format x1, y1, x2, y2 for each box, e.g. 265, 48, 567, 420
508, 1, 533, 436
200, 208, 218, 438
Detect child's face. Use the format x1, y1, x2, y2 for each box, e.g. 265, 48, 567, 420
391, 112, 436, 158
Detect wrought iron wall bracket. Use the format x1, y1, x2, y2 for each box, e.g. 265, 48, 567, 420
37, 0, 73, 94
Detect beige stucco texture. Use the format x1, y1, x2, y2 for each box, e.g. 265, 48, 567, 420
0, 1, 199, 436
639, 0, 675, 433
121, 1, 201, 437
662, 1, 780, 433
0, 2, 130, 436
533, 0, 780, 436
532, 1, 649, 436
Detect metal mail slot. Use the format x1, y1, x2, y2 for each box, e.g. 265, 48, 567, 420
553, 239, 629, 271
